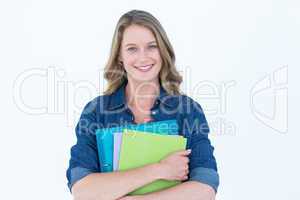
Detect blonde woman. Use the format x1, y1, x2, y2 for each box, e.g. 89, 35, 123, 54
67, 10, 219, 200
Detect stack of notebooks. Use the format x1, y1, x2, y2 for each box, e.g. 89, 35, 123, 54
95, 120, 187, 195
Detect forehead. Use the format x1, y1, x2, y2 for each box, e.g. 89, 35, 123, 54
122, 24, 156, 45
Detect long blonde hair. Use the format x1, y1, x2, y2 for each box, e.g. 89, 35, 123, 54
103, 10, 183, 95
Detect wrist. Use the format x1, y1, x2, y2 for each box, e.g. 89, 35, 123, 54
148, 163, 163, 180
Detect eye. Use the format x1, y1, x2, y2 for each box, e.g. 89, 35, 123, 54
148, 44, 158, 49
127, 47, 137, 52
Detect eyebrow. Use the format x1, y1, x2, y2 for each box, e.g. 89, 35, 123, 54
125, 41, 157, 47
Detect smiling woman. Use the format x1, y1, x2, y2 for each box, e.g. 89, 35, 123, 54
66, 10, 219, 200
120, 25, 162, 83
103, 10, 182, 96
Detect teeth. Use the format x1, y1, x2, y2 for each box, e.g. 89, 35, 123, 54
140, 65, 152, 68
135, 64, 153, 70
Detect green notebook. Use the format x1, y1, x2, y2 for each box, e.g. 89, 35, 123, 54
119, 129, 187, 195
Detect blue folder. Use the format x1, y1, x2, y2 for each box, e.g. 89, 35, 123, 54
95, 119, 179, 172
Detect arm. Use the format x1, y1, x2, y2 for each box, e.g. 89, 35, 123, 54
121, 99, 220, 200
120, 99, 220, 200
67, 98, 162, 200
72, 163, 161, 200
121, 181, 215, 200
72, 149, 192, 200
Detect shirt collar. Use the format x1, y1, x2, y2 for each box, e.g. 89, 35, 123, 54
107, 81, 176, 110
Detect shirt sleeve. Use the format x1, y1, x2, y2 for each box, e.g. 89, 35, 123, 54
183, 98, 220, 193
66, 98, 101, 192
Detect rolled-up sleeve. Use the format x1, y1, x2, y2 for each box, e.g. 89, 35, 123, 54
189, 167, 219, 193
183, 98, 220, 193
66, 98, 101, 192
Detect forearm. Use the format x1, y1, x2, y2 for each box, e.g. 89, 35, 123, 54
72, 163, 160, 200
133, 181, 216, 200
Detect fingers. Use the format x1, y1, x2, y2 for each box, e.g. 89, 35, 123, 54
185, 168, 189, 175
175, 149, 192, 156
183, 167, 189, 175
182, 169, 189, 180
184, 157, 190, 164
179, 167, 189, 178
180, 175, 188, 181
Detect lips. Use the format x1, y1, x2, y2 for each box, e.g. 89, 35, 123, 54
134, 64, 154, 72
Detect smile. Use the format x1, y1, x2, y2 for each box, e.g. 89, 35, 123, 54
134, 64, 154, 72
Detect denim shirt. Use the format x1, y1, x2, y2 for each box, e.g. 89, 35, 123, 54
66, 82, 220, 193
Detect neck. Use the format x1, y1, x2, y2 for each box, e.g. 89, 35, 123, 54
125, 79, 160, 109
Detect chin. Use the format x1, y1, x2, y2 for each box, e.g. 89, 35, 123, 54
129, 73, 160, 84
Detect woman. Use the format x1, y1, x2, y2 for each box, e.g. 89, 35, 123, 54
66, 10, 219, 200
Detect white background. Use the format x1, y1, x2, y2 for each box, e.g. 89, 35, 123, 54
1, 0, 299, 199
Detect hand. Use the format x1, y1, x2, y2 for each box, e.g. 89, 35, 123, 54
157, 149, 191, 181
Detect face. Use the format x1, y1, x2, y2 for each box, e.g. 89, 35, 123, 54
119, 24, 162, 85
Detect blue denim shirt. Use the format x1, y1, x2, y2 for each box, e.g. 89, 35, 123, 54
66, 82, 220, 193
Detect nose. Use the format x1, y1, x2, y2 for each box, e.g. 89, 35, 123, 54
137, 48, 149, 61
